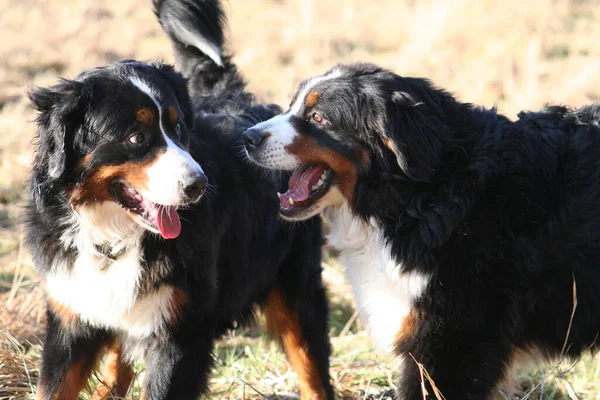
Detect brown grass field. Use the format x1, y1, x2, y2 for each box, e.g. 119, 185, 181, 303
1, 0, 600, 399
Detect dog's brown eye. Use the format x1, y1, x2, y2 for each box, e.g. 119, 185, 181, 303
312, 112, 324, 124
129, 132, 147, 144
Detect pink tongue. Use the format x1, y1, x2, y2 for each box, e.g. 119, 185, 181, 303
156, 207, 181, 239
280, 165, 326, 208
142, 198, 181, 239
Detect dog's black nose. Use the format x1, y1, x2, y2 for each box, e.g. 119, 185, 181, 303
242, 128, 267, 150
182, 173, 208, 202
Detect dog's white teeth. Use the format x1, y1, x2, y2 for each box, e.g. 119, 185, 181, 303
127, 187, 137, 195
134, 194, 143, 201
277, 192, 282, 199
321, 171, 327, 179
289, 198, 295, 205
311, 178, 326, 192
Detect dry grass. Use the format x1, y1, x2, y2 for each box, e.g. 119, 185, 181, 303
1, 0, 600, 398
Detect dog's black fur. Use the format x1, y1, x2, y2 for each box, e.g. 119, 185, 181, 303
243, 62, 600, 399
26, 1, 333, 399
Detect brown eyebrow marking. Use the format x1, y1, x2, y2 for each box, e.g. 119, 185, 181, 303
168, 106, 179, 125
305, 91, 319, 108
136, 108, 155, 125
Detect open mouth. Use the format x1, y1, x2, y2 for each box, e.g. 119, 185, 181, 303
278, 165, 333, 217
110, 180, 182, 239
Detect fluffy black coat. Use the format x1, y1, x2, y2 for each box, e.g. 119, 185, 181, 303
355, 67, 600, 399
25, 1, 333, 399
243, 62, 600, 399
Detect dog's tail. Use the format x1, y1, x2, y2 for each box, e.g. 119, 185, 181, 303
154, 0, 252, 111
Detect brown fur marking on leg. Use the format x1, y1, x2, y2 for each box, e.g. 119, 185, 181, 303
35, 385, 45, 400
168, 287, 188, 325
263, 289, 327, 400
37, 354, 100, 400
91, 341, 134, 400
394, 309, 420, 359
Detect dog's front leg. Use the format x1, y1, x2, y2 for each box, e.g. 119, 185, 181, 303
141, 324, 216, 400
36, 306, 108, 400
395, 319, 511, 400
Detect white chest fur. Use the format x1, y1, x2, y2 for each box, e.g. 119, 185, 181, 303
323, 204, 430, 353
45, 202, 175, 338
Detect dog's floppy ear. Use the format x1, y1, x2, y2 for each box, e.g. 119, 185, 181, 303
154, 62, 194, 129
378, 90, 450, 182
28, 79, 84, 180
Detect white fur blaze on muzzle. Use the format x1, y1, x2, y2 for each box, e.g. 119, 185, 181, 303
143, 139, 206, 205
243, 113, 301, 170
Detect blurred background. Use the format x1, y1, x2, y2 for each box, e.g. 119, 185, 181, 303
1, 0, 600, 399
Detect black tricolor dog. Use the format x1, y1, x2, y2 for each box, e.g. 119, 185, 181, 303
243, 62, 600, 399
25, 1, 333, 399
